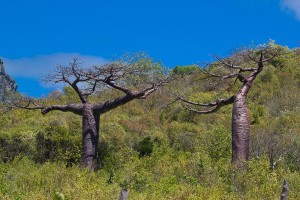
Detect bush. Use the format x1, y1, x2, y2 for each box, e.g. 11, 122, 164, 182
137, 137, 154, 157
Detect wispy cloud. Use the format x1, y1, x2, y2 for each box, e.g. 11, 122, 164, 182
0, 54, 107, 95
281, 0, 300, 20
1, 53, 107, 79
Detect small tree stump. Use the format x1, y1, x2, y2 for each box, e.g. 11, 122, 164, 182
280, 179, 289, 200
120, 188, 129, 200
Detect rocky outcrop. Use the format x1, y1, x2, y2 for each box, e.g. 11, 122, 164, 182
0, 59, 17, 99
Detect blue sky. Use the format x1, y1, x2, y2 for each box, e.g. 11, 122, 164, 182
0, 0, 299, 97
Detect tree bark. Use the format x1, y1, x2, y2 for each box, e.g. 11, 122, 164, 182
82, 103, 100, 171
280, 179, 289, 200
231, 92, 250, 167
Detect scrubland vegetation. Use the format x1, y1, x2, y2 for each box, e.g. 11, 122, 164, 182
0, 45, 299, 199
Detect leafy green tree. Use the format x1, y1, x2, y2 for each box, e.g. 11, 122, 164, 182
173, 65, 198, 76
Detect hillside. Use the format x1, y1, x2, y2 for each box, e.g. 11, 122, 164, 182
0, 48, 299, 199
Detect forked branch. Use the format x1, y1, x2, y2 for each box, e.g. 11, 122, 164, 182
7, 95, 83, 115
93, 76, 172, 114
138, 76, 172, 99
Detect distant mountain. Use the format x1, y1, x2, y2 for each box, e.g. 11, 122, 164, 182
0, 59, 17, 99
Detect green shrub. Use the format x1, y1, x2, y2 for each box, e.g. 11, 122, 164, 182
137, 136, 154, 157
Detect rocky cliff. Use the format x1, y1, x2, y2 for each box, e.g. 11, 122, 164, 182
0, 59, 17, 99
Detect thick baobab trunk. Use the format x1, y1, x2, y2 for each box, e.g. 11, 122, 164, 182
231, 92, 250, 166
82, 103, 100, 171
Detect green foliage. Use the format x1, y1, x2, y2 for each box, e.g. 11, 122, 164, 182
114, 53, 167, 89
0, 44, 299, 199
137, 136, 154, 157
166, 122, 202, 152
0, 155, 300, 199
53, 192, 65, 200
173, 65, 198, 76
205, 127, 231, 162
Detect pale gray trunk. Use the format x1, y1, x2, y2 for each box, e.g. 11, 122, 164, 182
120, 189, 129, 200
82, 103, 100, 171
280, 179, 289, 200
232, 92, 250, 166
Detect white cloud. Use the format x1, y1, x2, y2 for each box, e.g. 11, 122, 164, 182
1, 53, 107, 78
281, 0, 300, 20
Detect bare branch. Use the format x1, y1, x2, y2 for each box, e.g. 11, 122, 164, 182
214, 55, 257, 72
93, 94, 137, 114
200, 68, 222, 78
183, 104, 221, 114
179, 95, 234, 114
45, 60, 96, 103
81, 80, 98, 96
262, 53, 278, 62
70, 82, 87, 103
71, 58, 81, 80
92, 76, 172, 114
248, 55, 259, 63
104, 79, 133, 95
41, 104, 83, 115
173, 94, 218, 107
7, 96, 44, 111
200, 68, 247, 84
138, 76, 172, 99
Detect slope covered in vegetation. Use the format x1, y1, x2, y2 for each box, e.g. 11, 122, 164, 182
0, 47, 299, 199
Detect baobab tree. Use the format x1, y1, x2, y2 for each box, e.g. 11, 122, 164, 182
8, 54, 170, 171
176, 43, 287, 167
